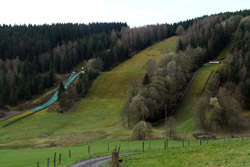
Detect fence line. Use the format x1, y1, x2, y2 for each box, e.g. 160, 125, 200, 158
2, 136, 250, 167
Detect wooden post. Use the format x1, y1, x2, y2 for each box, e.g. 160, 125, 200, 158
54, 152, 56, 167
47, 158, 49, 167
112, 150, 119, 167
59, 153, 61, 165
165, 105, 167, 140
142, 141, 144, 152
118, 146, 121, 153
182, 140, 184, 147
37, 162, 39, 167
200, 139, 202, 145
127, 140, 129, 151
88, 142, 90, 154
69, 149, 71, 158
166, 139, 168, 148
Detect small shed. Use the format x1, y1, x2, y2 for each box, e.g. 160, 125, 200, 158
209, 61, 220, 64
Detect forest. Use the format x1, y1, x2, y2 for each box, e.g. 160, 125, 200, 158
124, 9, 250, 132
0, 22, 174, 107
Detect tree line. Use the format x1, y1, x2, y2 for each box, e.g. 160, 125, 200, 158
0, 23, 126, 107
190, 13, 250, 133
0, 21, 183, 108
124, 10, 250, 133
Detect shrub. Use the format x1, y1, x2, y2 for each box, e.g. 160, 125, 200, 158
132, 121, 152, 140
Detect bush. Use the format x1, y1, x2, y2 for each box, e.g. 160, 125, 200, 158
132, 121, 152, 140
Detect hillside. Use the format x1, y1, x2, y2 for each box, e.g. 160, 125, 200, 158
0, 36, 177, 149
1, 9, 250, 167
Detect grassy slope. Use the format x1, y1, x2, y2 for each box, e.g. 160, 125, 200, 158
175, 61, 225, 134
122, 140, 250, 167
175, 64, 223, 126
0, 36, 177, 148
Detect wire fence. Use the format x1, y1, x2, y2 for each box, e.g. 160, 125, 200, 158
2, 136, 250, 167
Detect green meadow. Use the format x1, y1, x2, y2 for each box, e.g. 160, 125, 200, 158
122, 139, 250, 167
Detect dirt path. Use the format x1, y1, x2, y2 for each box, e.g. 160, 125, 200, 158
69, 152, 137, 167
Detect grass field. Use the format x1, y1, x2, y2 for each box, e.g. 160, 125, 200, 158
121, 139, 250, 167
0, 139, 193, 167
0, 37, 177, 150
1, 138, 248, 167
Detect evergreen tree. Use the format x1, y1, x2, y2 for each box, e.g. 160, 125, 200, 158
48, 65, 55, 86
142, 73, 150, 85
54, 54, 61, 73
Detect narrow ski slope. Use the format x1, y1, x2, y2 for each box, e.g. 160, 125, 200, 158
175, 52, 227, 133
0, 72, 81, 127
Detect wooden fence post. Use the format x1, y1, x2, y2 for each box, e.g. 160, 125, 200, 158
47, 158, 49, 167
127, 140, 129, 151
166, 139, 168, 148
118, 146, 121, 153
59, 153, 61, 165
54, 152, 56, 167
112, 149, 119, 167
200, 139, 202, 145
37, 162, 39, 167
88, 142, 90, 154
69, 149, 71, 159
142, 141, 144, 152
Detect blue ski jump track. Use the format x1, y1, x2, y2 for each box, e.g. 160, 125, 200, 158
2, 72, 81, 127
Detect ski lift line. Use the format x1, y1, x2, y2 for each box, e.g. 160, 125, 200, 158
2, 72, 81, 127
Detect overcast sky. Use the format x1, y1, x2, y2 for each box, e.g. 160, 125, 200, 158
0, 0, 249, 27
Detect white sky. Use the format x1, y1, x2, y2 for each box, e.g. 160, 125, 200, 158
0, 0, 249, 27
